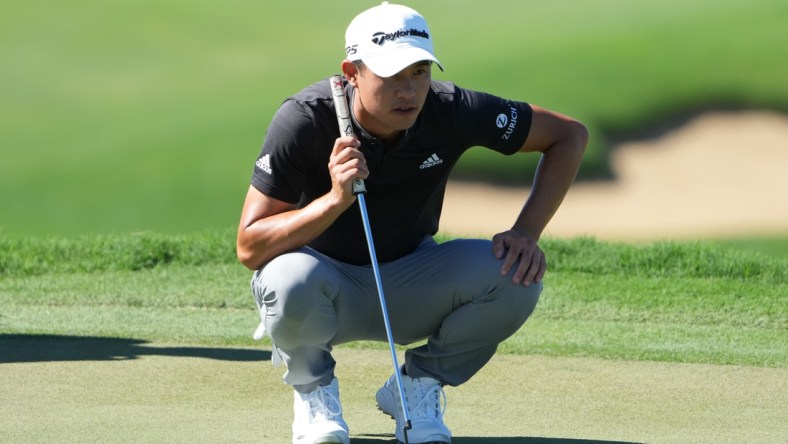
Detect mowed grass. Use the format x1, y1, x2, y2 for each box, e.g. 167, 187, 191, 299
2, 0, 788, 235
1, 231, 785, 367
3, 346, 786, 443
1, 232, 786, 442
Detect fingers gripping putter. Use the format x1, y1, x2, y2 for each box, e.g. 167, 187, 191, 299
330, 75, 413, 443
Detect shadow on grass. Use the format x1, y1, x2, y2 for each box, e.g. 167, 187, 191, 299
0, 334, 271, 363
352, 434, 641, 443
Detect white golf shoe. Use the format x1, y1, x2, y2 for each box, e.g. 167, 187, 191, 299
376, 372, 451, 443
292, 377, 349, 444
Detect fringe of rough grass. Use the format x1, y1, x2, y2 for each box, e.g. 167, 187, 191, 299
0, 228, 238, 277
1, 230, 785, 284
540, 237, 786, 284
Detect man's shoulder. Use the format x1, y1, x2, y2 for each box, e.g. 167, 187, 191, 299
427, 80, 482, 109
429, 79, 459, 100
274, 78, 333, 118
272, 78, 335, 128
288, 78, 333, 105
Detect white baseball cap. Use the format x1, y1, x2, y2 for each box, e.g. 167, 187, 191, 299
344, 2, 443, 78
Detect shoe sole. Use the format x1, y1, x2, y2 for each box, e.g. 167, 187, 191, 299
294, 433, 349, 444
314, 438, 347, 444
394, 439, 450, 444
395, 439, 450, 444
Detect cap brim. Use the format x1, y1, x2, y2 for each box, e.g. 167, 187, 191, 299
362, 47, 443, 78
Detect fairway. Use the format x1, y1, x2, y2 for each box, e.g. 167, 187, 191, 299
1, 339, 785, 443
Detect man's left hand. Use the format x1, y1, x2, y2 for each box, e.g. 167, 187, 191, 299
492, 229, 546, 287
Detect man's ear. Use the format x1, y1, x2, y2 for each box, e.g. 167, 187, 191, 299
341, 59, 360, 87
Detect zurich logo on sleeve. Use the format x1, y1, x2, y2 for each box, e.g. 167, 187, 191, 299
497, 105, 519, 140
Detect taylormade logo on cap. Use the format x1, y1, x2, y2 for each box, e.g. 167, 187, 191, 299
345, 2, 443, 78
370, 28, 430, 46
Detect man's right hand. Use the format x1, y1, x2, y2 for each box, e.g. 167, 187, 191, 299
328, 136, 368, 204
236, 137, 370, 270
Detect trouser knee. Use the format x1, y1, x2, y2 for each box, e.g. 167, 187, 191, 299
251, 249, 339, 349
490, 279, 542, 339
460, 240, 543, 339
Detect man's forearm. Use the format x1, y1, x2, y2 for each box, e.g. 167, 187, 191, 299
237, 193, 352, 270
512, 132, 586, 240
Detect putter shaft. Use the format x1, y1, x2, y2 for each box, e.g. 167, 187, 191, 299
330, 75, 412, 442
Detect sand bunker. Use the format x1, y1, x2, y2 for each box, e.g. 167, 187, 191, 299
441, 111, 788, 241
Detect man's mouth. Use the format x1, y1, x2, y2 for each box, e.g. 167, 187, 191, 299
393, 105, 417, 114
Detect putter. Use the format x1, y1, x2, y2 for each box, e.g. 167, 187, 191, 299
330, 75, 412, 444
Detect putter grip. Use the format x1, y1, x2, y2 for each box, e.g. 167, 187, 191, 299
330, 75, 367, 195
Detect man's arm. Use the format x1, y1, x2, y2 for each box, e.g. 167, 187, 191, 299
492, 104, 588, 285
236, 136, 368, 270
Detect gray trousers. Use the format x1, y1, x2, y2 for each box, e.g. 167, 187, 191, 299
251, 236, 541, 393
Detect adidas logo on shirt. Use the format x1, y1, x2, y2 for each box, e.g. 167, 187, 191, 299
256, 154, 272, 174
420, 153, 444, 170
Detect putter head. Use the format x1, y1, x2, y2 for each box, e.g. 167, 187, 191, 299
403, 420, 412, 443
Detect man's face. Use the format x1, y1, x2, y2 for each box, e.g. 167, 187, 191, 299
351, 61, 432, 142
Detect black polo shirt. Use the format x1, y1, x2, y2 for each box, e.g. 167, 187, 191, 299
250, 77, 532, 265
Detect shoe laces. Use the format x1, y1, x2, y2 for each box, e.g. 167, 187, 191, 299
303, 385, 343, 423
406, 380, 447, 420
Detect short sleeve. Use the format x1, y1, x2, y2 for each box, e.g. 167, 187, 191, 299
453, 86, 533, 155
250, 100, 316, 203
